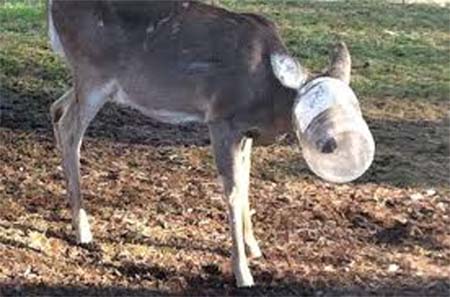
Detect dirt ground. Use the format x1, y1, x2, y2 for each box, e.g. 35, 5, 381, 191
1, 86, 449, 296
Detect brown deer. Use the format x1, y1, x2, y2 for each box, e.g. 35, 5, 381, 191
48, 0, 370, 287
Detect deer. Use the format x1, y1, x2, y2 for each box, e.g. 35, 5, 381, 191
48, 0, 373, 287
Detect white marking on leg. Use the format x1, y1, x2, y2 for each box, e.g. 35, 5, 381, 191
227, 184, 254, 287
210, 124, 255, 287
219, 138, 256, 287
73, 208, 92, 244
57, 81, 113, 244
239, 138, 262, 259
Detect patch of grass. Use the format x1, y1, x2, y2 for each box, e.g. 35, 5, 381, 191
0, 1, 68, 100
0, 0, 448, 120
0, 0, 45, 34
0, 34, 69, 99
223, 0, 450, 119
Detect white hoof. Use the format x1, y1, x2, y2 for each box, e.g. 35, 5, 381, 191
246, 239, 262, 259
236, 272, 254, 288
73, 209, 93, 244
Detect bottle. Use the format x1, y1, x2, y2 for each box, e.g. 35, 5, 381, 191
293, 77, 375, 183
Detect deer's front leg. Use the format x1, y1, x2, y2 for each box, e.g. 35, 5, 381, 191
209, 122, 254, 287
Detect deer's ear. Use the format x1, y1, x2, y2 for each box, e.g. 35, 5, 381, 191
271, 53, 306, 89
325, 41, 351, 84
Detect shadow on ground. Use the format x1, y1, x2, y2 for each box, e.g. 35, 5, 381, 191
1, 91, 449, 297
1, 212, 449, 296
273, 117, 450, 189
1, 90, 449, 189
1, 275, 449, 297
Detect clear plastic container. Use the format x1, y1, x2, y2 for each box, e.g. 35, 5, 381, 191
293, 77, 375, 183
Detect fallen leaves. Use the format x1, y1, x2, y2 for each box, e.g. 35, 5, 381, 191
1, 123, 449, 296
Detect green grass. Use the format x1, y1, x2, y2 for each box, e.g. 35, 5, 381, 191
1, 0, 449, 119
0, 0, 69, 100
0, 0, 45, 34
225, 0, 450, 119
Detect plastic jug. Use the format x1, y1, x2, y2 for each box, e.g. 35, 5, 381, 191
293, 77, 375, 183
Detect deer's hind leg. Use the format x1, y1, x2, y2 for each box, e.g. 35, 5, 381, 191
51, 82, 114, 243
51, 88, 74, 150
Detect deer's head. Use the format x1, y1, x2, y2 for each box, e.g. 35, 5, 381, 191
271, 42, 375, 183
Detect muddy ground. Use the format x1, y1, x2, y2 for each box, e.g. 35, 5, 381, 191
1, 86, 449, 296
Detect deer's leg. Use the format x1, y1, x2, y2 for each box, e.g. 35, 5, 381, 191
209, 121, 254, 287
241, 138, 262, 259
50, 88, 74, 150
51, 83, 112, 243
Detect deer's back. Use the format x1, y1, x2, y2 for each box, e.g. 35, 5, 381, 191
49, 0, 290, 125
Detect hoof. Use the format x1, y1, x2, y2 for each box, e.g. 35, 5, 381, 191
246, 240, 262, 259
236, 274, 254, 288
234, 264, 255, 288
